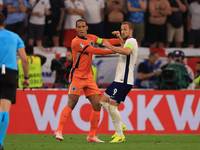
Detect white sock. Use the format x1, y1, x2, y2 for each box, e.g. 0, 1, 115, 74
99, 101, 110, 116
108, 105, 123, 137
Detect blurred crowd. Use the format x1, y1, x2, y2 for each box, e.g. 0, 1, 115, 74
0, 0, 200, 48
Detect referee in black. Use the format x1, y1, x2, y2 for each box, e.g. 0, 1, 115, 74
0, 13, 29, 150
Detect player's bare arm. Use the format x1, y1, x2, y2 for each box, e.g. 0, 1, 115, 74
112, 31, 124, 47
102, 40, 132, 55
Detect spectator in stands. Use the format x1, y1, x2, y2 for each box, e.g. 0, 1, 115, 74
126, 0, 147, 47
5, 0, 27, 38
166, 0, 186, 48
63, 0, 85, 48
18, 45, 46, 88
148, 0, 171, 48
137, 51, 162, 89
27, 0, 51, 47
187, 0, 200, 48
0, 0, 3, 12
161, 52, 173, 69
44, 0, 65, 47
172, 50, 195, 89
82, 0, 105, 37
105, 0, 127, 39
195, 61, 200, 89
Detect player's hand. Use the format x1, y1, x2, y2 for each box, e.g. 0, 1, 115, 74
141, 8, 146, 12
22, 79, 30, 89
187, 25, 191, 32
153, 69, 162, 77
33, 12, 41, 17
56, 24, 62, 31
102, 40, 111, 48
112, 31, 121, 38
112, 51, 117, 54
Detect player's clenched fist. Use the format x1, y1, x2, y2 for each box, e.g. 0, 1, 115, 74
112, 31, 121, 38
102, 40, 111, 48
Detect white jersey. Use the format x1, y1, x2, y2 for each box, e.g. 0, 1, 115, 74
0, 0, 3, 5
82, 0, 105, 24
64, 0, 85, 29
114, 38, 138, 85
28, 0, 51, 25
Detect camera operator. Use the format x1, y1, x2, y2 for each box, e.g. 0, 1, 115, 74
172, 50, 195, 89
137, 51, 162, 89
51, 50, 73, 88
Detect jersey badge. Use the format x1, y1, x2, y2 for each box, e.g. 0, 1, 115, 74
80, 43, 84, 48
90, 41, 94, 47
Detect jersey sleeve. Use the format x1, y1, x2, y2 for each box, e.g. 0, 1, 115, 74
84, 46, 113, 55
23, 0, 28, 7
95, 38, 120, 46
7, 0, 13, 5
46, 0, 51, 9
17, 36, 25, 50
72, 39, 113, 55
124, 38, 137, 51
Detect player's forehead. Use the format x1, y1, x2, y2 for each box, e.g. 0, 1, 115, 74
77, 21, 87, 27
121, 24, 129, 30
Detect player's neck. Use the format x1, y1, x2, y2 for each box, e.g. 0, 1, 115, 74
0, 26, 4, 29
78, 35, 87, 39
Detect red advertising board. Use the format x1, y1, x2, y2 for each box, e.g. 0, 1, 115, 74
7, 89, 200, 134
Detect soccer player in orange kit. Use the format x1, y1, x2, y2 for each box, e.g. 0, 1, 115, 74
53, 18, 121, 142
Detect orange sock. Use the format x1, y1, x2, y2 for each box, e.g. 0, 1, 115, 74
56, 106, 72, 132
88, 110, 100, 137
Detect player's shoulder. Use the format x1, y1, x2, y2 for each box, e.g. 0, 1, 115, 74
126, 37, 137, 43
125, 37, 137, 46
3, 29, 20, 39
87, 34, 98, 39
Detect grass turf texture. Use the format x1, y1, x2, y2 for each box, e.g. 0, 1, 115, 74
4, 134, 200, 150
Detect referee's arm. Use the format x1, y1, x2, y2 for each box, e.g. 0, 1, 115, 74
18, 48, 29, 78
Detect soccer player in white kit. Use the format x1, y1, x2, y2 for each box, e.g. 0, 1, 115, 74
100, 21, 138, 143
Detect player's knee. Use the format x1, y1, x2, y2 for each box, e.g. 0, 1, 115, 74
99, 101, 108, 109
67, 99, 78, 110
92, 103, 101, 111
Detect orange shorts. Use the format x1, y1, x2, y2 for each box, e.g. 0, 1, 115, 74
69, 76, 100, 97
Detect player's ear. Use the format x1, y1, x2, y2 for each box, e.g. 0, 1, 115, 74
86, 25, 88, 30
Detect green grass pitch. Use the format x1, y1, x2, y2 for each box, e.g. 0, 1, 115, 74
4, 134, 200, 150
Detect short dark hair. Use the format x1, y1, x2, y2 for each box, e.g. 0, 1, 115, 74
122, 21, 134, 31
197, 61, 200, 65
167, 52, 173, 58
0, 13, 5, 26
76, 19, 87, 27
149, 51, 158, 57
25, 45, 34, 55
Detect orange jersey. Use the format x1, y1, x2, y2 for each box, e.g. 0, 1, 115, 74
69, 34, 119, 80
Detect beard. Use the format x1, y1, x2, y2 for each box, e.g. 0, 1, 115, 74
122, 35, 129, 40
196, 70, 200, 74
